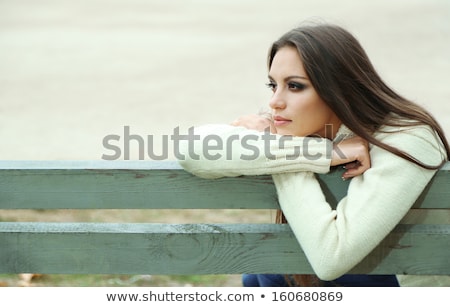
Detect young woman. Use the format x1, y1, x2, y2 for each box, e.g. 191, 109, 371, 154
177, 23, 449, 286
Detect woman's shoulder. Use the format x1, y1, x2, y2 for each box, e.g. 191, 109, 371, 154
375, 121, 437, 138
372, 120, 447, 165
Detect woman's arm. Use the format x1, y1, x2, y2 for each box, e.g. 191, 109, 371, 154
178, 123, 333, 178
178, 115, 371, 179
273, 125, 447, 280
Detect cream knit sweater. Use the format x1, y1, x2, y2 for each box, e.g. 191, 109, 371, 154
178, 123, 447, 283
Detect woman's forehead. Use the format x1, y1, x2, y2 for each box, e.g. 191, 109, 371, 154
269, 47, 307, 79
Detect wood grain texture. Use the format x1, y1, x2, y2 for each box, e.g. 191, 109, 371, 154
0, 161, 449, 275
1, 222, 448, 275
0, 161, 448, 209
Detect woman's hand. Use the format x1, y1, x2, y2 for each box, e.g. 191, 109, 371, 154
331, 136, 371, 179
231, 113, 276, 133
231, 115, 369, 178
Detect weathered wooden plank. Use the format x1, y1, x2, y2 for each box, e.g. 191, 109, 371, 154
0, 222, 448, 275
0, 222, 309, 274
0, 161, 448, 210
400, 209, 450, 224
349, 224, 450, 275
0, 162, 278, 210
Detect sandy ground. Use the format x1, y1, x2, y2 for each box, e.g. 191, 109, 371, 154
0, 0, 449, 160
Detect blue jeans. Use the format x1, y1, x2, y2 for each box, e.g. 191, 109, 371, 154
242, 274, 399, 287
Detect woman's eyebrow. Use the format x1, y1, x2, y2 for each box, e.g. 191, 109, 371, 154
268, 75, 309, 81
286, 75, 308, 81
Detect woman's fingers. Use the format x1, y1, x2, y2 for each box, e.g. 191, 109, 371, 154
332, 136, 371, 179
342, 160, 370, 179
231, 114, 274, 132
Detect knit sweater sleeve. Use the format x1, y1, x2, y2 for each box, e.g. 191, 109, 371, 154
177, 124, 332, 178
272, 125, 447, 280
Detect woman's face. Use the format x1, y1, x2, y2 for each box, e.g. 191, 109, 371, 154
268, 46, 341, 139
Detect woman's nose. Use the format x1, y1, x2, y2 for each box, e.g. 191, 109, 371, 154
269, 90, 287, 110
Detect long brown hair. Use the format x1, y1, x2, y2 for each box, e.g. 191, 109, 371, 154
268, 23, 449, 168
269, 23, 449, 286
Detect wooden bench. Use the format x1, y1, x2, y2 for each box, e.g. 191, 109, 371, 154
0, 160, 449, 276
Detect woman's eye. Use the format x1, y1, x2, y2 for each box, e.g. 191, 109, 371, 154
266, 82, 277, 92
288, 82, 306, 91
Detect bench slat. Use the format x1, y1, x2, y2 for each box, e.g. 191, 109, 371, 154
1, 161, 449, 277
0, 222, 448, 275
0, 161, 449, 210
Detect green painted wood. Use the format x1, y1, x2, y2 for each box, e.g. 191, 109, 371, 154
0, 161, 278, 210
400, 209, 450, 225
0, 222, 448, 275
0, 161, 449, 276
0, 161, 448, 209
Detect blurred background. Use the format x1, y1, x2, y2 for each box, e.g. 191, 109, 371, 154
0, 0, 449, 286
1, 0, 449, 160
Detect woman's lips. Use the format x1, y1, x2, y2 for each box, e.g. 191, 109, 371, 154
273, 116, 292, 126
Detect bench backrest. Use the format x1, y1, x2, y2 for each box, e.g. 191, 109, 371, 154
0, 161, 449, 275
